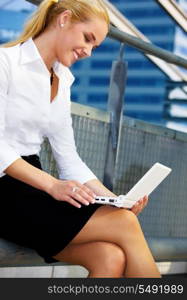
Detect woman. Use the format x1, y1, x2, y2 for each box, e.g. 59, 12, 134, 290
0, 0, 161, 278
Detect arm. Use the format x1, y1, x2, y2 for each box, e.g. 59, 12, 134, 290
5, 158, 95, 209
46, 94, 147, 213
0, 51, 94, 208
5, 158, 57, 193
0, 50, 56, 194
47, 99, 97, 184
0, 50, 21, 174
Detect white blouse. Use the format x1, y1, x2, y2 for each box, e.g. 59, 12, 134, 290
0, 38, 96, 183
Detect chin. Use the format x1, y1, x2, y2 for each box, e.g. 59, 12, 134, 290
60, 60, 73, 67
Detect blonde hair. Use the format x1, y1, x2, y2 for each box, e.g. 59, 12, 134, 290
3, 0, 110, 47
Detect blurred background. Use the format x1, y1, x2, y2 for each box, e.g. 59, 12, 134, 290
0, 0, 187, 130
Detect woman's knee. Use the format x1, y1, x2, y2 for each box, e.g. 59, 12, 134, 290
116, 208, 141, 231
88, 242, 126, 276
99, 206, 141, 231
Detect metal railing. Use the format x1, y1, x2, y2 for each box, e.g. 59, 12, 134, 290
102, 0, 187, 81
108, 25, 187, 70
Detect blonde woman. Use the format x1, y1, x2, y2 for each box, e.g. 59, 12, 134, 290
0, 0, 161, 278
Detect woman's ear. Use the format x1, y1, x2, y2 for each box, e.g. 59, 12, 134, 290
58, 10, 72, 28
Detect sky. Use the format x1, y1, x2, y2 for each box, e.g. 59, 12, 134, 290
0, 0, 35, 11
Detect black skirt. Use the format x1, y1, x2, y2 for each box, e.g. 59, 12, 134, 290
0, 155, 102, 263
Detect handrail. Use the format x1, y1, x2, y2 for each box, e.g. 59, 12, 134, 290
156, 0, 187, 33
102, 0, 187, 82
108, 25, 187, 70
27, 0, 187, 81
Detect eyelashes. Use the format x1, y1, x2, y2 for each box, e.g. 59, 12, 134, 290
84, 34, 90, 43
84, 34, 98, 51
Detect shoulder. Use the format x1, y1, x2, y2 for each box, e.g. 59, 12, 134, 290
0, 44, 20, 68
0, 44, 20, 56
0, 48, 11, 74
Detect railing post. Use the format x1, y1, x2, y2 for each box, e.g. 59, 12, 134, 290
103, 44, 128, 191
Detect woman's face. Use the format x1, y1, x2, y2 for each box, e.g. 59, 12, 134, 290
55, 13, 108, 67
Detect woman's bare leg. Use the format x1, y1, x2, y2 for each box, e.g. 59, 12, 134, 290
53, 241, 126, 278
61, 205, 161, 278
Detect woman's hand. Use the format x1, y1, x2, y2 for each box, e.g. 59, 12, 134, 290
130, 195, 148, 216
47, 178, 96, 208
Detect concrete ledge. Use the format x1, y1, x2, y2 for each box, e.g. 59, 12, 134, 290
1, 237, 187, 267
0, 239, 68, 267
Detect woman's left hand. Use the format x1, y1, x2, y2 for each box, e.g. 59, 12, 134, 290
130, 195, 148, 216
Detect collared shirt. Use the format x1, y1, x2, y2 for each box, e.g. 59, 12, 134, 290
0, 38, 96, 183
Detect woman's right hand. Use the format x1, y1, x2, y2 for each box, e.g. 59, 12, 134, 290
47, 178, 96, 208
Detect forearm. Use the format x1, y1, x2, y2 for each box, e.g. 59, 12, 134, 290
4, 158, 57, 194
84, 178, 117, 197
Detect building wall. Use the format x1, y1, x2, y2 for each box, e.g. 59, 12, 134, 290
165, 0, 187, 132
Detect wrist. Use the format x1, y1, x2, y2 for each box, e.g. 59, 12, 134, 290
43, 172, 58, 195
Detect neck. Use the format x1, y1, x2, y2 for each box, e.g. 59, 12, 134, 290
33, 31, 56, 72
